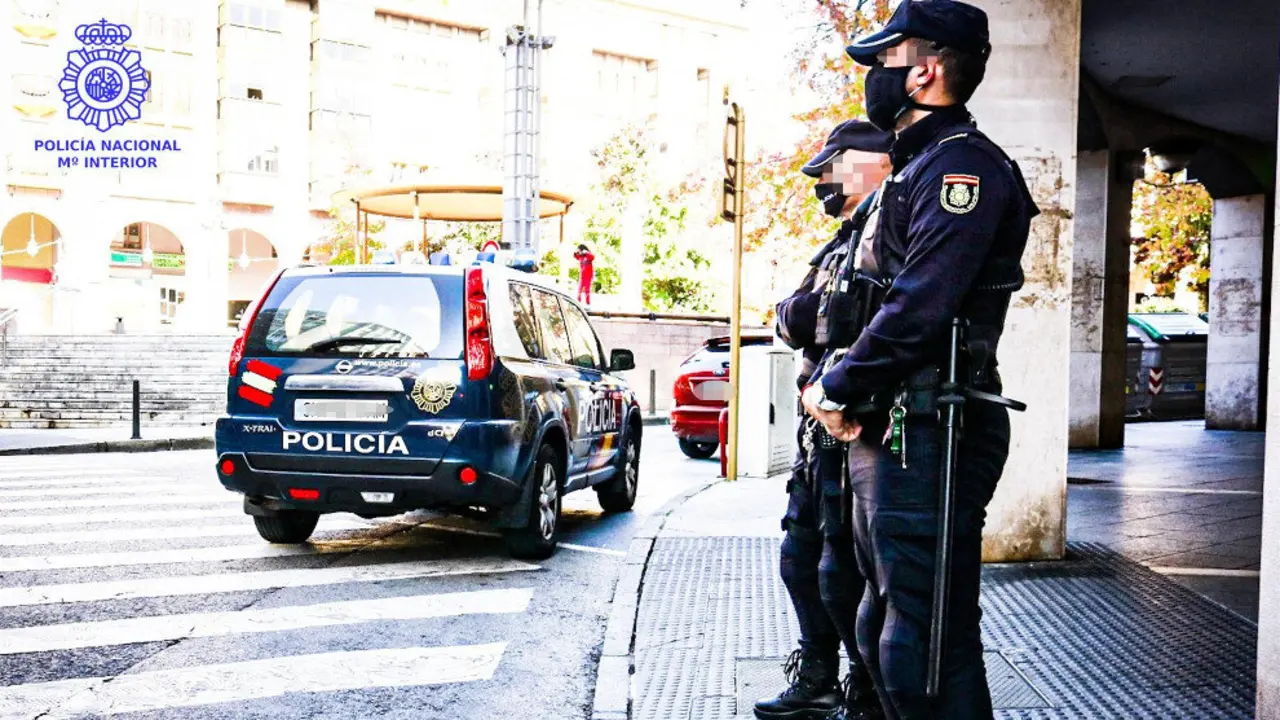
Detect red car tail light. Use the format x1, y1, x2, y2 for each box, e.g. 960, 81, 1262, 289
464, 267, 494, 381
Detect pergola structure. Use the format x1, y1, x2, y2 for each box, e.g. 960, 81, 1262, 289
331, 184, 574, 263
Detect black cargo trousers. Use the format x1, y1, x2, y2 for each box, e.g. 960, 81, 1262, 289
847, 401, 1011, 720
781, 414, 872, 677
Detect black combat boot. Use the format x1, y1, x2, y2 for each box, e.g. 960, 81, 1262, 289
822, 672, 886, 720
753, 648, 842, 719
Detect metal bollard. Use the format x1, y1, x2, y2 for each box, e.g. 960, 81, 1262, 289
648, 369, 656, 416
131, 380, 141, 440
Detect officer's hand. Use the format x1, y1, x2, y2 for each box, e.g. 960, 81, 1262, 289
801, 385, 862, 442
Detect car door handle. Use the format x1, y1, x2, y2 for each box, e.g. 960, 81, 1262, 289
554, 379, 569, 391
589, 383, 603, 392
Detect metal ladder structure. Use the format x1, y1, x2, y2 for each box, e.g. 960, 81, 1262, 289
502, 0, 554, 253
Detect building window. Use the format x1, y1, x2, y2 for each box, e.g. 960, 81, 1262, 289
121, 223, 142, 250
144, 70, 153, 104
246, 146, 279, 174
592, 50, 659, 127
247, 87, 263, 101
228, 2, 281, 32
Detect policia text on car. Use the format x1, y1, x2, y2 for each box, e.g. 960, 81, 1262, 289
755, 121, 894, 720
798, 1, 1037, 718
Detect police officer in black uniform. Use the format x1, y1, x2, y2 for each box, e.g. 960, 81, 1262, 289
800, 2, 1038, 718
756, 121, 893, 720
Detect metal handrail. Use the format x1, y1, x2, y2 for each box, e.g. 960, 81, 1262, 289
0, 308, 17, 366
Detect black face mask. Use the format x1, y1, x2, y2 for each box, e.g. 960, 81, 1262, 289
814, 182, 846, 218
864, 64, 948, 132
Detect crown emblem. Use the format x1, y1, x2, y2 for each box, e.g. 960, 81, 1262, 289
75, 19, 131, 46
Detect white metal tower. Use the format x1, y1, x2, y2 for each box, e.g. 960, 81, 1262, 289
501, 1, 554, 252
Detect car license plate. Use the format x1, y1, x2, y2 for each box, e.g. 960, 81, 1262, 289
295, 399, 389, 423
693, 380, 731, 402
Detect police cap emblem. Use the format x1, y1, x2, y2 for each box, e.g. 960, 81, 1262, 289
411, 376, 457, 414
940, 174, 981, 214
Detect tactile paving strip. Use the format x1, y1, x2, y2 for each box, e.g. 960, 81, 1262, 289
633, 540, 1256, 720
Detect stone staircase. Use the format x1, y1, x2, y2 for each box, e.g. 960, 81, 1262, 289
0, 335, 233, 429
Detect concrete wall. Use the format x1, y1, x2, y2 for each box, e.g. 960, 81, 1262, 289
1207, 195, 1266, 430
969, 0, 1081, 561
1068, 150, 1134, 449
1256, 91, 1280, 720
592, 318, 764, 413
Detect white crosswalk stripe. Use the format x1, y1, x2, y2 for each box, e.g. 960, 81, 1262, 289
0, 492, 233, 512
0, 642, 507, 719
0, 506, 244, 528
0, 461, 541, 717
0, 588, 532, 654
0, 526, 438, 571
0, 482, 196, 499
0, 517, 368, 547
0, 556, 538, 606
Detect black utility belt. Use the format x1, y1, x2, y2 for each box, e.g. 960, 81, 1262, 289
846, 366, 942, 418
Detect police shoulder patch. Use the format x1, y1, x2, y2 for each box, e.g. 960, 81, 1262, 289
940, 173, 981, 214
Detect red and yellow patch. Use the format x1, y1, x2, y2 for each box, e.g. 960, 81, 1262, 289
940, 174, 981, 214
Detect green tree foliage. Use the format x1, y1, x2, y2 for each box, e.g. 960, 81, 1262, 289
544, 128, 717, 312
314, 167, 386, 264
1130, 158, 1213, 307
740, 0, 891, 316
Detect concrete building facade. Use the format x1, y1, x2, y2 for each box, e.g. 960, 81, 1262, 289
1, 0, 748, 335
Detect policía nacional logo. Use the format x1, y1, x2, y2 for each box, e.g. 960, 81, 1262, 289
410, 376, 458, 414
59, 19, 149, 133
940, 173, 981, 214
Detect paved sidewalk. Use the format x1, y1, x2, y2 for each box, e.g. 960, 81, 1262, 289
0, 425, 214, 455
625, 421, 1262, 719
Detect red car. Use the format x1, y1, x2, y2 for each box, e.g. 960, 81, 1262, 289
671, 333, 775, 459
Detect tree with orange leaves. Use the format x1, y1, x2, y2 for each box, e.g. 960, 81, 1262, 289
741, 0, 892, 320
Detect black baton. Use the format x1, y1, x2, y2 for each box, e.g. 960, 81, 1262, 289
927, 318, 966, 699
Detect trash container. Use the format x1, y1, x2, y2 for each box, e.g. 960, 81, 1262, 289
1127, 313, 1209, 420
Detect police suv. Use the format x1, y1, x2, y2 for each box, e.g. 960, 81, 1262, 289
215, 256, 642, 559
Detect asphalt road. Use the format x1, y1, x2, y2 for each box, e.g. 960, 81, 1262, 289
0, 431, 719, 719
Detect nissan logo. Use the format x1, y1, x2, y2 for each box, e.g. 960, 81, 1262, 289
335, 360, 354, 374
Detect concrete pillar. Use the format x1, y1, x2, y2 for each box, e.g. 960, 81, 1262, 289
1068, 150, 1135, 449
1206, 195, 1266, 430
967, 0, 1080, 561
1255, 84, 1280, 716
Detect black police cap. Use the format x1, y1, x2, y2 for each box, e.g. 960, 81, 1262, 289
801, 120, 894, 179
846, 0, 991, 67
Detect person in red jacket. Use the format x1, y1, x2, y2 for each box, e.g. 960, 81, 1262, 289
573, 244, 594, 305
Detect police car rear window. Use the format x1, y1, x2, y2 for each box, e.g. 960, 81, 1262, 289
246, 274, 464, 359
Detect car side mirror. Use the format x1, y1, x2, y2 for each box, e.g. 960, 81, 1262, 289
609, 349, 636, 372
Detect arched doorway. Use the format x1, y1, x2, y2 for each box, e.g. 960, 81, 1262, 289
106, 221, 186, 332
1, 212, 60, 332
227, 229, 279, 328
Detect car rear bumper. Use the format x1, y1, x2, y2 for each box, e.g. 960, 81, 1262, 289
671, 405, 721, 442
216, 451, 523, 515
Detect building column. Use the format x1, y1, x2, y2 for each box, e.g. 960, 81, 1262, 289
1255, 84, 1280, 713
967, 0, 1081, 561
1206, 195, 1266, 430
1069, 150, 1136, 448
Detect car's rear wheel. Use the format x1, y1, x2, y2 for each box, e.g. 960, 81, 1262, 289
597, 432, 639, 512
503, 444, 561, 560
678, 438, 718, 459
253, 510, 320, 544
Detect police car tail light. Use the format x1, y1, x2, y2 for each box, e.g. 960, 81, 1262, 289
464, 268, 494, 381
219, 459, 235, 475
459, 466, 478, 485
229, 268, 286, 376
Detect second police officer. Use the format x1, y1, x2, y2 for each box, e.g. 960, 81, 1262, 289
756, 120, 893, 720
801, 1, 1038, 718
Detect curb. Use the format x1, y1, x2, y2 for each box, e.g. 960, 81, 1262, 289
591, 476, 721, 720
640, 415, 670, 427
0, 436, 214, 457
